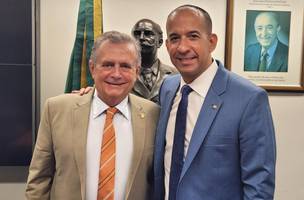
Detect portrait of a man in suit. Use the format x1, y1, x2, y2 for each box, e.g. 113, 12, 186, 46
244, 11, 290, 72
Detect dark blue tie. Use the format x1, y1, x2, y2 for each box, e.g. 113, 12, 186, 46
169, 85, 193, 200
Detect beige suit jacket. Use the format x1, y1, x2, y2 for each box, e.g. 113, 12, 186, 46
25, 90, 159, 200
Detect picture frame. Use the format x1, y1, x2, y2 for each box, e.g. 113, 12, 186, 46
225, 0, 304, 91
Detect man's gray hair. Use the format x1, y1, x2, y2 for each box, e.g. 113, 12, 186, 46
255, 12, 280, 26
90, 31, 142, 66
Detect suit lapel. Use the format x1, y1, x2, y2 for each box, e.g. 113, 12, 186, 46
180, 88, 222, 179
268, 42, 284, 72
132, 79, 150, 97
180, 63, 227, 180
125, 94, 147, 199
253, 45, 262, 70
149, 64, 174, 100
154, 78, 180, 178
72, 90, 93, 200
149, 76, 162, 100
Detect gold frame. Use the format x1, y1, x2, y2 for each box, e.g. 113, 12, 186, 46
225, 0, 304, 91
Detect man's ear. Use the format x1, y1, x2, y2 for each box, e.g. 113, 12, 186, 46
209, 33, 218, 53
158, 38, 163, 48
165, 39, 169, 50
89, 59, 95, 78
136, 65, 140, 75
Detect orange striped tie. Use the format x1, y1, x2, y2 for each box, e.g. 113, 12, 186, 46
97, 107, 118, 200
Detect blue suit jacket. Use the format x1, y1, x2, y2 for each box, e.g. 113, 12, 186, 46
244, 41, 288, 72
154, 61, 276, 200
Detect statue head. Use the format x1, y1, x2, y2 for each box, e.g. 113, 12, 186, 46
132, 19, 163, 55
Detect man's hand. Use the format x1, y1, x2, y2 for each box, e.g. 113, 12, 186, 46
72, 86, 93, 96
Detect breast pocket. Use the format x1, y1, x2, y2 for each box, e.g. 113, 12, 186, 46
199, 135, 239, 168
203, 135, 237, 147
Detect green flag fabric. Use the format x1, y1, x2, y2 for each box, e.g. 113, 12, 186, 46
65, 0, 102, 93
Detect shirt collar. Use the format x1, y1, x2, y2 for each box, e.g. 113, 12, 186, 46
179, 59, 218, 98
262, 39, 278, 58
267, 39, 278, 60
92, 89, 130, 120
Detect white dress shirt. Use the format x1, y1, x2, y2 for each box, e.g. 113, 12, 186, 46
261, 39, 278, 70
164, 60, 218, 200
86, 90, 133, 200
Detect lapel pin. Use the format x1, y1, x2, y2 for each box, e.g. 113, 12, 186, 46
211, 104, 218, 110
140, 113, 145, 119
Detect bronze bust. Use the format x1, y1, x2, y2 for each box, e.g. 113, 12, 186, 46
131, 19, 177, 103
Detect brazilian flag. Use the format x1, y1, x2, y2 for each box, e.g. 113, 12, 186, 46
65, 0, 102, 92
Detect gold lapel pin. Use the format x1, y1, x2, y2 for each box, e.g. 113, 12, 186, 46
140, 113, 145, 119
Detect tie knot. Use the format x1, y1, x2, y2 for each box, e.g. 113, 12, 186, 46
262, 51, 269, 58
106, 107, 118, 118
181, 85, 193, 96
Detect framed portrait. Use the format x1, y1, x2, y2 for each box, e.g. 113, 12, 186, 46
225, 0, 304, 91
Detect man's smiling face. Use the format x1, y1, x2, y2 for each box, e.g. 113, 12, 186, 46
254, 12, 280, 49
165, 7, 217, 83
90, 41, 139, 106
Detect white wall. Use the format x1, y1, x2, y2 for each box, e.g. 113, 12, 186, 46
39, 0, 79, 109
270, 94, 304, 198
2, 0, 302, 199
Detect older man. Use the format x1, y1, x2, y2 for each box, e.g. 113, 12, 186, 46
244, 11, 288, 72
26, 31, 159, 200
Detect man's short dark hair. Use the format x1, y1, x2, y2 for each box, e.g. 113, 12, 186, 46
168, 4, 213, 34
